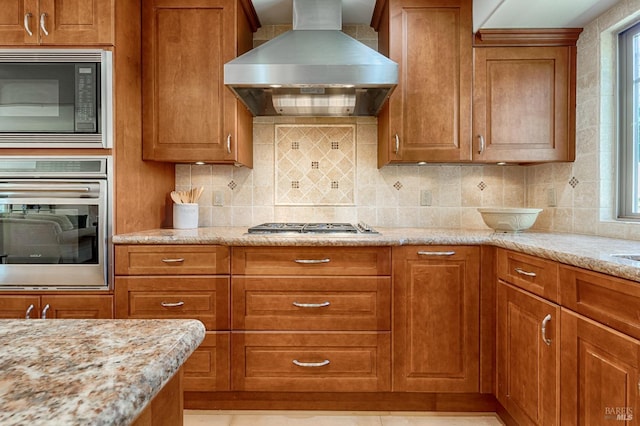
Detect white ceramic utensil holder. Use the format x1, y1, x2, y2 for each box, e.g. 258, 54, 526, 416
173, 203, 199, 229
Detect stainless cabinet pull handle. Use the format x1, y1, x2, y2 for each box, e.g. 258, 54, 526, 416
292, 359, 330, 367
161, 301, 185, 308
226, 133, 232, 154
541, 314, 552, 346
417, 251, 456, 256
41, 304, 50, 319
39, 13, 48, 36
24, 13, 33, 36
292, 301, 330, 308
25, 304, 34, 319
477, 134, 485, 154
294, 258, 330, 264
161, 258, 185, 263
394, 133, 400, 153
515, 267, 537, 277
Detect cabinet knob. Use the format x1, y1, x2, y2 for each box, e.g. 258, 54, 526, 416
39, 13, 49, 36
292, 359, 330, 368
41, 304, 50, 319
292, 301, 330, 308
477, 134, 485, 154
515, 267, 537, 277
294, 258, 330, 264
23, 13, 33, 36
541, 314, 552, 346
25, 304, 34, 319
160, 301, 185, 308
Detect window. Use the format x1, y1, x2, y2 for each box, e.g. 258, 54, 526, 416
619, 22, 640, 219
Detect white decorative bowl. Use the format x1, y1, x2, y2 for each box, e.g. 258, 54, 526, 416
477, 208, 542, 233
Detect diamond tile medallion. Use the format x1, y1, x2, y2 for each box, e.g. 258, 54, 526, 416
275, 125, 356, 205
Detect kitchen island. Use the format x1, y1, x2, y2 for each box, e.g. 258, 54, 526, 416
0, 318, 205, 425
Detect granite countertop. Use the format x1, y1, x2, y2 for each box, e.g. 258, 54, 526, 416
113, 227, 640, 282
0, 319, 205, 426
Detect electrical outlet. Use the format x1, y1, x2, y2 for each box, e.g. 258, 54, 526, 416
547, 188, 557, 207
420, 189, 432, 206
213, 191, 224, 206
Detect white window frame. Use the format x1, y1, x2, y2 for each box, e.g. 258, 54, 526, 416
618, 21, 640, 220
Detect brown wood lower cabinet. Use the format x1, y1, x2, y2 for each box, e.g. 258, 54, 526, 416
183, 332, 230, 392
231, 332, 391, 392
496, 281, 560, 426
0, 294, 113, 319
561, 309, 640, 425
392, 246, 480, 392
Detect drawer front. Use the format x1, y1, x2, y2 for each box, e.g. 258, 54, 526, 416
560, 265, 640, 340
184, 332, 230, 392
232, 277, 391, 331
115, 245, 230, 275
497, 249, 559, 302
0, 296, 41, 319
114, 276, 229, 330
232, 247, 391, 276
231, 332, 391, 392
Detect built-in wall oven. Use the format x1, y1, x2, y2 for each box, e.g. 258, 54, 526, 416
0, 157, 111, 289
0, 49, 112, 148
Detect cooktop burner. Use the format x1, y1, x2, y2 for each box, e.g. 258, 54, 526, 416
247, 222, 378, 234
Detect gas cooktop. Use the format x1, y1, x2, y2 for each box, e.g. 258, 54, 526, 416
247, 222, 378, 234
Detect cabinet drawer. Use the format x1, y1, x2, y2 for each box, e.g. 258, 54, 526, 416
232, 277, 391, 331
560, 265, 640, 340
232, 247, 391, 276
184, 332, 230, 392
115, 245, 229, 275
114, 276, 229, 330
497, 249, 559, 302
231, 332, 391, 392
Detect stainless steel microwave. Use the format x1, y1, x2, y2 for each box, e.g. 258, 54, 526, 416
0, 49, 112, 148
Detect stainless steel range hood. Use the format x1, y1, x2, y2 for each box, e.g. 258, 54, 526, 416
224, 0, 398, 117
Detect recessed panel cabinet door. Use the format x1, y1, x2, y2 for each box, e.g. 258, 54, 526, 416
496, 282, 560, 426
0, 0, 113, 45
392, 246, 479, 392
473, 46, 574, 162
561, 309, 640, 426
376, 0, 472, 165
39, 0, 114, 45
142, 0, 240, 163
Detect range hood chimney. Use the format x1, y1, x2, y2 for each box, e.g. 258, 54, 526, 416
224, 0, 398, 117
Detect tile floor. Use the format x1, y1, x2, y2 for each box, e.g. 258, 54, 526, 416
184, 410, 506, 426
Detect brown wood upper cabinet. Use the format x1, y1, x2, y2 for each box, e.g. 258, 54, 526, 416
141, 0, 258, 165
0, 0, 114, 45
372, 0, 473, 166
473, 29, 581, 163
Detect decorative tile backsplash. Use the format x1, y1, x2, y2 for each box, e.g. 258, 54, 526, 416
275, 125, 356, 205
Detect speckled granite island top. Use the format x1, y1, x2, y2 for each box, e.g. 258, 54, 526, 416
0, 319, 205, 426
112, 226, 640, 282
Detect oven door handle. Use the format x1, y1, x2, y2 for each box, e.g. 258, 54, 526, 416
0, 185, 91, 193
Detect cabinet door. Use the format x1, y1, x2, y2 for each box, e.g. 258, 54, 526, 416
561, 309, 640, 425
377, 0, 472, 165
392, 246, 479, 392
496, 282, 560, 426
38, 0, 114, 45
473, 46, 574, 162
183, 332, 230, 391
0, 295, 40, 318
0, 0, 38, 44
142, 0, 238, 162
41, 295, 113, 318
